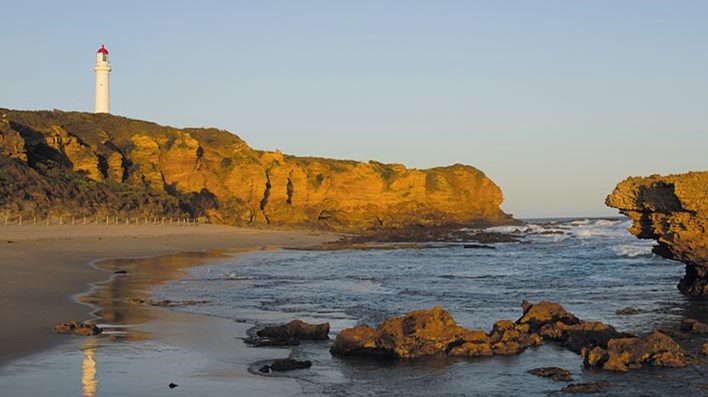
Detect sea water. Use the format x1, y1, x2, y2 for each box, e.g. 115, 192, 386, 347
154, 218, 708, 396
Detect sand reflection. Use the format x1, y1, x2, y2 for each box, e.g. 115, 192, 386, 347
81, 338, 98, 397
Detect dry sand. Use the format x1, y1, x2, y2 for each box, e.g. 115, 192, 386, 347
0, 224, 336, 363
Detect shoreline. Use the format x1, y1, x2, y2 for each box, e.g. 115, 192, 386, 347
0, 224, 336, 364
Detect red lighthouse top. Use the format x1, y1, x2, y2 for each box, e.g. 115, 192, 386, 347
97, 44, 109, 54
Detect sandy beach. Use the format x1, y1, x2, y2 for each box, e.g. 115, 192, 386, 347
0, 224, 336, 364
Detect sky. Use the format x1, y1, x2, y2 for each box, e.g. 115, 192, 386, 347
1, 1, 706, 218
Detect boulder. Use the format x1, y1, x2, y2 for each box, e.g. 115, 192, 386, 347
582, 330, 695, 372
332, 306, 480, 358
517, 300, 580, 332
257, 320, 330, 341
54, 321, 102, 336
527, 367, 573, 382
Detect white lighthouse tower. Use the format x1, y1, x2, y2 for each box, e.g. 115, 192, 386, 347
94, 44, 111, 113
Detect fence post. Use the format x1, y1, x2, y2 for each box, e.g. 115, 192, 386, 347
19, 216, 22, 226
60, 217, 63, 226
33, 216, 36, 226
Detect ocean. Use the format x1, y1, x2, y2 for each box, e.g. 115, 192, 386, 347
152, 217, 708, 396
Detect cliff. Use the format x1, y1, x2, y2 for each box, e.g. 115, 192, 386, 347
606, 172, 708, 296
0, 109, 514, 231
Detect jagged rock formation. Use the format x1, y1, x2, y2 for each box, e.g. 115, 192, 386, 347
330, 301, 694, 372
0, 108, 514, 231
606, 172, 708, 295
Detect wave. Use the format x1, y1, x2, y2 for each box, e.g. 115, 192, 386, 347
612, 244, 653, 258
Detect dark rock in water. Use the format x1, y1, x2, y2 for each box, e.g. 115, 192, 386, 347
582, 330, 695, 372
268, 359, 312, 372
527, 367, 573, 382
168, 383, 178, 389
244, 337, 301, 347
468, 231, 520, 243
462, 244, 495, 249
259, 365, 271, 373
615, 307, 640, 315
561, 381, 614, 394
257, 320, 330, 341
114, 270, 128, 275
681, 318, 708, 334
54, 321, 102, 336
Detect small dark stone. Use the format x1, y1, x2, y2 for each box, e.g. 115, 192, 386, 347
561, 381, 614, 394
114, 270, 128, 275
269, 359, 312, 372
527, 367, 573, 382
6, 240, 15, 243
168, 383, 178, 389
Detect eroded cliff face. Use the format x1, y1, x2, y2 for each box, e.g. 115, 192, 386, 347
606, 172, 708, 295
0, 109, 514, 231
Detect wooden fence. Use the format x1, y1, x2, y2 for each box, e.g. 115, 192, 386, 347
1, 215, 205, 227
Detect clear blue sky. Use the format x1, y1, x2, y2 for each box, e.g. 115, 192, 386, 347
2, 1, 706, 218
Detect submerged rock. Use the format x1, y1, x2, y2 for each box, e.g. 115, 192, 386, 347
606, 172, 708, 296
119, 298, 210, 306
582, 330, 695, 372
257, 320, 330, 341
681, 318, 708, 334
615, 307, 641, 315
54, 321, 102, 336
244, 338, 300, 347
561, 381, 614, 394
260, 359, 312, 373
527, 367, 573, 382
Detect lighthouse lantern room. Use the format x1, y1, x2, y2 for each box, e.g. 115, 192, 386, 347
94, 44, 111, 113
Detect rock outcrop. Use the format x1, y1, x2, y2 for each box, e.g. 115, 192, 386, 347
606, 172, 708, 296
331, 301, 693, 372
582, 330, 695, 372
0, 108, 515, 231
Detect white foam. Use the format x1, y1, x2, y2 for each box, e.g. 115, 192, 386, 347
612, 243, 653, 258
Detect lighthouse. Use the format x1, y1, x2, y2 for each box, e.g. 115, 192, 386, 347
94, 44, 111, 113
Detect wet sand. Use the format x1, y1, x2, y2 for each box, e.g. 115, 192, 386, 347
0, 224, 335, 363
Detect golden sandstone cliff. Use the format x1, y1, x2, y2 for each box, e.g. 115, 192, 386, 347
0, 109, 514, 231
606, 172, 708, 296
